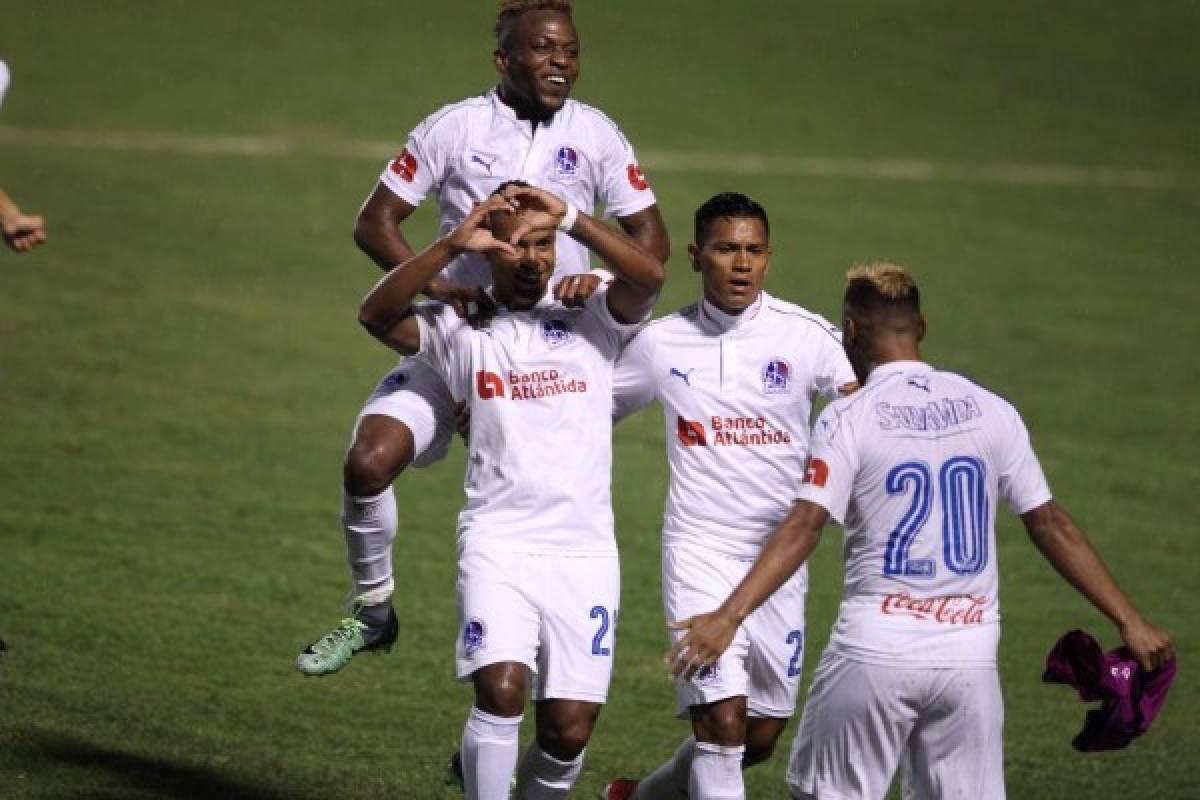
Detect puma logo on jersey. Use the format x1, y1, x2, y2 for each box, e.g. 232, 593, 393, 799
670, 367, 695, 386
469, 152, 498, 175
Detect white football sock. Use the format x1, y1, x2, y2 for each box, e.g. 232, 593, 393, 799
632, 736, 695, 800
461, 707, 522, 800
689, 742, 745, 800
341, 486, 397, 604
513, 744, 584, 799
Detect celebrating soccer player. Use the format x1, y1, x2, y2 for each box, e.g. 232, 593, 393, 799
600, 193, 857, 800
296, 0, 668, 677
358, 181, 663, 800
669, 263, 1175, 800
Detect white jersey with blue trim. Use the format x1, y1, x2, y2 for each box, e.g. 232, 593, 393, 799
417, 287, 642, 556
378, 88, 657, 287
613, 292, 857, 559
798, 360, 1053, 667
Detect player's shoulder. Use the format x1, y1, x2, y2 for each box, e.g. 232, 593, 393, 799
413, 92, 493, 137
761, 294, 843, 341
564, 98, 632, 141
932, 368, 1020, 415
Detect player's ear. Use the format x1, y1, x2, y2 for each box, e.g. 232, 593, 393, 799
687, 243, 701, 273
494, 47, 508, 75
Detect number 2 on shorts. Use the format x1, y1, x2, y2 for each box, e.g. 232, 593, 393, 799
590, 606, 612, 656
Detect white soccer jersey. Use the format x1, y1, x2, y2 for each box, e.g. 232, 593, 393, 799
417, 287, 641, 556
379, 89, 657, 287
798, 360, 1053, 667
613, 293, 857, 559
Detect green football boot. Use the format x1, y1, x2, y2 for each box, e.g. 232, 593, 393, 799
295, 604, 397, 676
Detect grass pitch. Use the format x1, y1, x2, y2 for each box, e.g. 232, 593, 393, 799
1, 2, 1197, 797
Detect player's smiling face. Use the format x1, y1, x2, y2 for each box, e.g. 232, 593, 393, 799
690, 216, 771, 315
495, 11, 579, 120
486, 212, 557, 311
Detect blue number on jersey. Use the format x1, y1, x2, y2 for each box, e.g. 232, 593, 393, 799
590, 606, 611, 656
786, 629, 805, 678
883, 456, 989, 578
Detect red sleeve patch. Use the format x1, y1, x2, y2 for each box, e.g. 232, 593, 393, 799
802, 457, 829, 488
389, 149, 418, 182
626, 163, 649, 191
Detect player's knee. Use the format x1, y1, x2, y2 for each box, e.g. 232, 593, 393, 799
472, 677, 525, 718
692, 699, 747, 748
537, 705, 600, 760
743, 718, 787, 767
344, 434, 411, 496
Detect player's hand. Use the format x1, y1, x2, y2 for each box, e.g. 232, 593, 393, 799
501, 184, 567, 241
426, 280, 497, 327
553, 273, 603, 308
1119, 616, 1175, 673
446, 195, 518, 258
2, 212, 47, 253
665, 610, 739, 681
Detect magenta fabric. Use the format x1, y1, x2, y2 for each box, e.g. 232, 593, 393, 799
1043, 629, 1176, 752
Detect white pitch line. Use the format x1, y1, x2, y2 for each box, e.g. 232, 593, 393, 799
0, 125, 1179, 190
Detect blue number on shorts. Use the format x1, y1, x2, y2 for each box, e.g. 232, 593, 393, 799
940, 456, 989, 576
786, 629, 805, 678
883, 456, 990, 578
590, 606, 611, 656
883, 461, 935, 577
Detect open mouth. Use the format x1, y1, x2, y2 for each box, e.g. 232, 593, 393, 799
544, 74, 569, 90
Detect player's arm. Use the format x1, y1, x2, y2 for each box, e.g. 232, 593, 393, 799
667, 499, 830, 680
354, 184, 487, 316
502, 185, 664, 324
1021, 500, 1174, 671
0, 187, 47, 253
616, 205, 670, 265
359, 195, 516, 355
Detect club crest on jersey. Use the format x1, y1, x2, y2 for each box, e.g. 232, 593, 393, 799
555, 145, 579, 179
463, 618, 487, 657
762, 359, 792, 394
541, 318, 574, 347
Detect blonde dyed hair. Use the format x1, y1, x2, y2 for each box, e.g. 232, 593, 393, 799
845, 262, 917, 301
496, 0, 573, 44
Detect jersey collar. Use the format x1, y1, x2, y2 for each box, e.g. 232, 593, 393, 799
866, 360, 932, 385
490, 87, 564, 132
699, 292, 765, 334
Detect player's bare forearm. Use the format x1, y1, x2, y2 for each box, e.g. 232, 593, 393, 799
668, 500, 828, 678
569, 213, 663, 323
1022, 500, 1175, 670
359, 238, 458, 354
617, 205, 671, 265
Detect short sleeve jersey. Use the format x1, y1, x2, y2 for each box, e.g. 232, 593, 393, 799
613, 293, 856, 559
379, 89, 657, 287
798, 361, 1053, 667
417, 287, 642, 556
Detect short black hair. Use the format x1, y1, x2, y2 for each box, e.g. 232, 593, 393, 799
693, 192, 769, 245
491, 179, 532, 197
495, 0, 573, 50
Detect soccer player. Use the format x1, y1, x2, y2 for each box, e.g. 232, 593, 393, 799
296, 0, 669, 675
602, 193, 857, 800
359, 181, 663, 800
668, 263, 1175, 799
0, 61, 48, 254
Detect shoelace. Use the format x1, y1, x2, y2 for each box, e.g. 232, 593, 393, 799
312, 617, 366, 655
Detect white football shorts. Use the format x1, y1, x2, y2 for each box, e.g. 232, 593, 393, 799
455, 548, 620, 703
664, 542, 807, 718
356, 356, 457, 468
787, 650, 1005, 800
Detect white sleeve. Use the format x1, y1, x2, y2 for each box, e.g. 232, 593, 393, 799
415, 303, 468, 401
996, 404, 1053, 514
797, 405, 859, 525
811, 321, 858, 401
377, 111, 450, 207
587, 285, 647, 350
592, 115, 657, 220
612, 329, 658, 422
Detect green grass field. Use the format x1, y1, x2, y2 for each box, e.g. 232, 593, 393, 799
2, 2, 1197, 797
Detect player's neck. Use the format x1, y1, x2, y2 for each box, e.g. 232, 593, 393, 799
497, 86, 555, 125
873, 339, 922, 368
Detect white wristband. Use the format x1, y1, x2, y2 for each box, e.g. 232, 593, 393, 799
557, 202, 579, 233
